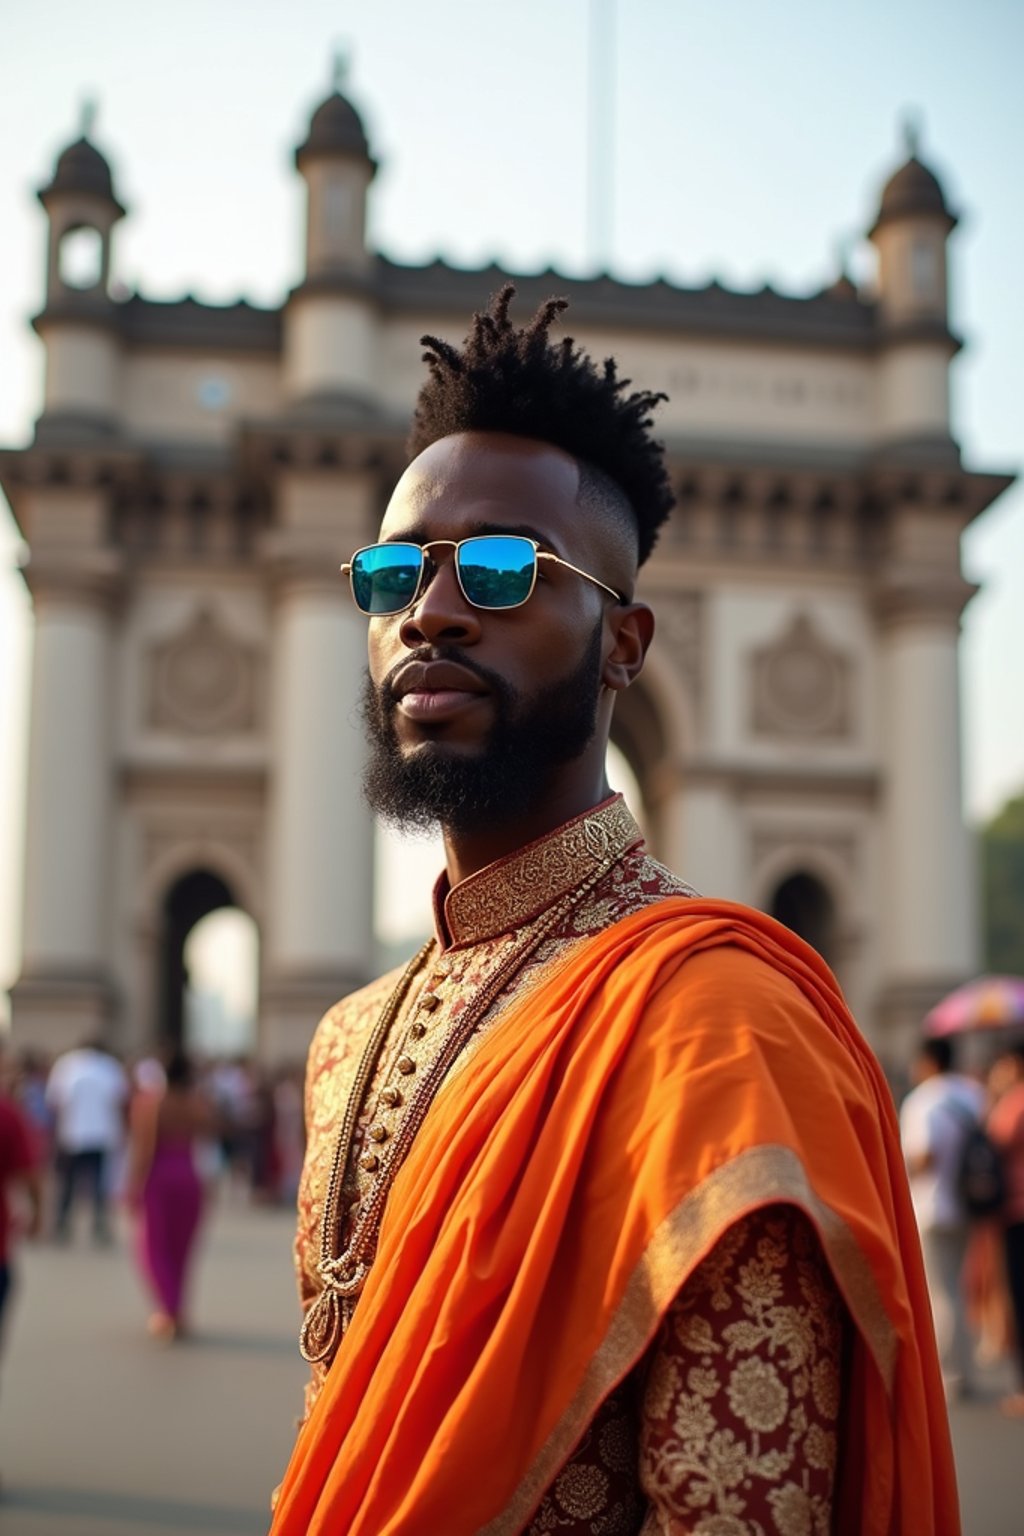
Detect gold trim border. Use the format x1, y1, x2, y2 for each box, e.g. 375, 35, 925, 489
481, 1142, 897, 1536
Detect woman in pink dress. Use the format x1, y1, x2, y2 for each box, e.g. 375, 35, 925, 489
127, 1050, 213, 1341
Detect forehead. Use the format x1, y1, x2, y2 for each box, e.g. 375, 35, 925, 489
379, 432, 584, 547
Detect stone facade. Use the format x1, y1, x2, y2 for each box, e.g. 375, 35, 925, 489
0, 92, 1012, 1069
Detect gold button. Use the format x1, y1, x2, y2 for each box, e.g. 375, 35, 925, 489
420, 994, 441, 1012
397, 1055, 416, 1075
368, 1123, 388, 1144
408, 1021, 427, 1040
359, 1152, 379, 1172
380, 1086, 402, 1108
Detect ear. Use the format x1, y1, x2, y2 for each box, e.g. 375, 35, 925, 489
602, 602, 655, 691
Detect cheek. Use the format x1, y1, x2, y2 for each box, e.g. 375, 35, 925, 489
367, 621, 399, 685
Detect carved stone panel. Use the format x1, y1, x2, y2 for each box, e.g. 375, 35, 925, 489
148, 606, 262, 734
751, 828, 859, 882
750, 612, 851, 739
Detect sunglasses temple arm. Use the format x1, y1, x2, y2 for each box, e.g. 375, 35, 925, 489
539, 552, 624, 604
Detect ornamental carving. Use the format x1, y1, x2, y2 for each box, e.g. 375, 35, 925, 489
750, 613, 851, 739
148, 606, 262, 735
751, 829, 858, 881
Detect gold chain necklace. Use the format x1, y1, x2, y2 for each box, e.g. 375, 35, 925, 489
299, 848, 623, 1367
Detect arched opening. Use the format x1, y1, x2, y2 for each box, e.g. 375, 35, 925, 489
606, 740, 646, 834
58, 225, 104, 290
184, 908, 259, 1058
769, 870, 836, 964
156, 868, 258, 1051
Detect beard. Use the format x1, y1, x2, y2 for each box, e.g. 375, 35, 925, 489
360, 624, 604, 836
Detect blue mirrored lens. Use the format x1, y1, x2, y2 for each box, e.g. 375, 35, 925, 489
457, 536, 535, 609
351, 543, 423, 614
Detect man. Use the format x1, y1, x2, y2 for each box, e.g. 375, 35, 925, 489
273, 289, 957, 1535
987, 1043, 1024, 1416
46, 1037, 128, 1243
900, 1037, 985, 1402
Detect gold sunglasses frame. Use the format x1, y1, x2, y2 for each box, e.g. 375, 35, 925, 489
340, 536, 624, 616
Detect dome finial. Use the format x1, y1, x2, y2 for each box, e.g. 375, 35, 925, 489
80, 96, 98, 140
331, 45, 349, 93
868, 116, 955, 239
901, 109, 923, 161
834, 234, 853, 279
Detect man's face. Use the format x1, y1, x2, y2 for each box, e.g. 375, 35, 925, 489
359, 432, 630, 834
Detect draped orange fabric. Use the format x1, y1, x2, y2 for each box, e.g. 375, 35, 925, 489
273, 899, 959, 1536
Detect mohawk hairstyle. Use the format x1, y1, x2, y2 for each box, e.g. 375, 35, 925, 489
407, 285, 674, 565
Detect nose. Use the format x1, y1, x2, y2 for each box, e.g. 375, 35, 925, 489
398, 551, 482, 648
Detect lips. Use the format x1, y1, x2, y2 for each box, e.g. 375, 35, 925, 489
391, 660, 490, 725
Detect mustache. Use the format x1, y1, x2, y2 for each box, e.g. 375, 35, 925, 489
380, 647, 514, 702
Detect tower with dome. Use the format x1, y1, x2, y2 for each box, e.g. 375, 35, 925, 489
0, 80, 1012, 1068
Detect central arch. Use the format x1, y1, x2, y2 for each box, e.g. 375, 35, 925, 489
157, 868, 235, 1045
769, 870, 836, 965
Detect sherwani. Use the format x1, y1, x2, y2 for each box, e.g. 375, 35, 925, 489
294, 797, 843, 1533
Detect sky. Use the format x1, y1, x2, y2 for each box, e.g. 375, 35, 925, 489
1, 0, 1022, 1011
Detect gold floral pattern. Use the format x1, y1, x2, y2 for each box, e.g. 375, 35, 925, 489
526, 1387, 645, 1535
639, 1207, 844, 1536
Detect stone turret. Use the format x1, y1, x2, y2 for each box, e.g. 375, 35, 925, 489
34, 104, 126, 434
283, 58, 378, 404
868, 119, 959, 456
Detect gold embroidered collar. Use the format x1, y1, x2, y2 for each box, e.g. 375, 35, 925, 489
432, 794, 644, 949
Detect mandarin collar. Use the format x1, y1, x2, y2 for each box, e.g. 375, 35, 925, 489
430, 794, 644, 949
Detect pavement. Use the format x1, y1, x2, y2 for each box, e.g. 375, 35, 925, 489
1, 1198, 1023, 1535
0, 1198, 306, 1536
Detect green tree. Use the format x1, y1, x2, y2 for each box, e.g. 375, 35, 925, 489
982, 791, 1024, 975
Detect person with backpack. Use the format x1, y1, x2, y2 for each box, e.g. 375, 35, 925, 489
987, 1043, 1024, 1416
901, 1036, 987, 1400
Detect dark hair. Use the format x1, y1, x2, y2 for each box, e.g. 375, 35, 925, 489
163, 1049, 194, 1089
407, 285, 674, 565
920, 1037, 954, 1073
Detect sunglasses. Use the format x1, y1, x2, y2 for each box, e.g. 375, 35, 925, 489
340, 535, 624, 617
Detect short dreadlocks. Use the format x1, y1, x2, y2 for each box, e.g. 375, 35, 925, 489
407, 285, 674, 566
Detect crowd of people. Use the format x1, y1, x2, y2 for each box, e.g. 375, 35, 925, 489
4, 1023, 1024, 1415
900, 1035, 1024, 1416
0, 1040, 305, 1346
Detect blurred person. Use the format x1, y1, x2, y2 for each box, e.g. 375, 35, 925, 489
963, 1056, 1015, 1368
272, 1066, 305, 1206
251, 1067, 282, 1204
0, 1051, 42, 1355
125, 1048, 214, 1341
987, 1043, 1024, 1416
14, 1051, 53, 1162
132, 1054, 167, 1096
900, 1036, 986, 1399
208, 1056, 259, 1194
46, 1037, 129, 1244
271, 289, 957, 1535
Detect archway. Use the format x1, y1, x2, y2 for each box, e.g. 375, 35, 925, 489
769, 870, 836, 964
156, 868, 238, 1047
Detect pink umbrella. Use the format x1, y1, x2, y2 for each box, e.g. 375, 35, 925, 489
924, 975, 1024, 1037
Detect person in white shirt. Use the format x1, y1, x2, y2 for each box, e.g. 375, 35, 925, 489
46, 1039, 129, 1244
900, 1036, 986, 1398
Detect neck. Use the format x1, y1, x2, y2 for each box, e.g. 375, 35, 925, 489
441, 765, 614, 887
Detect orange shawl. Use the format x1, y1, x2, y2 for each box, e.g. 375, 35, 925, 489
273, 899, 958, 1535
